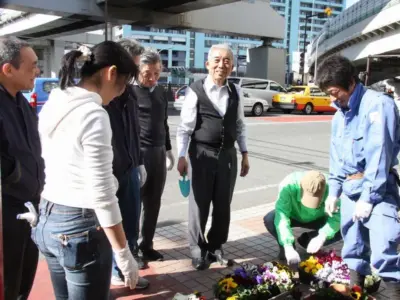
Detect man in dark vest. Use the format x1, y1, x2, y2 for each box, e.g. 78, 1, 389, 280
131, 48, 174, 262
176, 44, 250, 270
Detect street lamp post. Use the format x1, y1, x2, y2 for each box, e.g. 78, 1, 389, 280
313, 31, 326, 83
301, 7, 332, 83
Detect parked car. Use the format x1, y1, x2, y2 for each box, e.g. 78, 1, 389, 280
228, 77, 286, 116
272, 85, 335, 114
22, 78, 59, 114
173, 85, 188, 111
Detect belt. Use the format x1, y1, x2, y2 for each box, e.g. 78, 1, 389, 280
346, 172, 364, 180
346, 169, 400, 186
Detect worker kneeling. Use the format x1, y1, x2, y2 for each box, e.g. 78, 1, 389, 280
264, 170, 342, 265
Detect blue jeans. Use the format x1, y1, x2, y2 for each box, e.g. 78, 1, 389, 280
112, 167, 141, 278
32, 199, 112, 300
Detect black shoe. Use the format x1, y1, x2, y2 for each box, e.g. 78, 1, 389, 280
191, 256, 209, 270
141, 248, 164, 262
208, 249, 234, 267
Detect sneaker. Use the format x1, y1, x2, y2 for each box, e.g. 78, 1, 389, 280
141, 248, 164, 261
136, 277, 150, 290
111, 276, 150, 290
111, 275, 125, 286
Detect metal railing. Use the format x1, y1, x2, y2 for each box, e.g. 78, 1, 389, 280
309, 0, 400, 55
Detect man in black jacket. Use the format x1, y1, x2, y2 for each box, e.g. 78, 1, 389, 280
132, 48, 175, 262
176, 44, 250, 270
0, 37, 45, 299
104, 38, 149, 289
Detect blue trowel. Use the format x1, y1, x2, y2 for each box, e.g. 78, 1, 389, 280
179, 174, 190, 198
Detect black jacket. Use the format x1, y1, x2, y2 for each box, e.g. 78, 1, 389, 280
0, 84, 45, 207
105, 85, 143, 180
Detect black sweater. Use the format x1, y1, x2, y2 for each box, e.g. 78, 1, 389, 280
105, 85, 143, 179
132, 85, 172, 151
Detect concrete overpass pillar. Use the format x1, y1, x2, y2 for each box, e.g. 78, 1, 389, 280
49, 40, 65, 78
246, 46, 286, 86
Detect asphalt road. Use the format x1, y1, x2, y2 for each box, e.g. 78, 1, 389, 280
157, 111, 333, 227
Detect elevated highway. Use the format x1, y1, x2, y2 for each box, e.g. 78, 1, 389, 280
307, 0, 400, 85
0, 0, 284, 41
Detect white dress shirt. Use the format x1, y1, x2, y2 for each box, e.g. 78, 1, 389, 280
176, 75, 247, 158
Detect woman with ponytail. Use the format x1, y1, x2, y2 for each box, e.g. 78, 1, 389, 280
33, 41, 141, 299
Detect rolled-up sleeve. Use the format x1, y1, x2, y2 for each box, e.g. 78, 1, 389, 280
81, 110, 122, 227
176, 87, 198, 158
359, 99, 398, 204
234, 84, 247, 153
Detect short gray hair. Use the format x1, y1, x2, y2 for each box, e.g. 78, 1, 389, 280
208, 43, 234, 61
139, 47, 162, 68
0, 37, 30, 68
117, 38, 144, 58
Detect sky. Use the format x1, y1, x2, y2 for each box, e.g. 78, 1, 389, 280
346, 0, 361, 8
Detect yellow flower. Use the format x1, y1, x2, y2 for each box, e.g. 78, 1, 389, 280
311, 268, 318, 275
227, 297, 238, 300
305, 267, 311, 273
316, 264, 323, 270
231, 282, 238, 288
351, 292, 361, 300
300, 262, 306, 267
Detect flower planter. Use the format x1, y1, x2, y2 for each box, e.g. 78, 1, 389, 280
213, 262, 297, 300
365, 279, 381, 294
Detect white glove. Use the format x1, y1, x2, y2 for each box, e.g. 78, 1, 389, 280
113, 244, 139, 289
325, 196, 339, 217
307, 233, 327, 254
16, 202, 38, 227
284, 245, 301, 265
138, 165, 147, 187
352, 200, 373, 222
166, 150, 175, 171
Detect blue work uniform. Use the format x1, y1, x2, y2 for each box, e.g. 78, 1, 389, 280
329, 83, 400, 282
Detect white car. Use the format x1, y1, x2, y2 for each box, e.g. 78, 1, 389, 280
228, 77, 286, 116
173, 77, 284, 116
173, 85, 187, 111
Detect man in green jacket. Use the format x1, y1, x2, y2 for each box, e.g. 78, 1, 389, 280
264, 170, 342, 265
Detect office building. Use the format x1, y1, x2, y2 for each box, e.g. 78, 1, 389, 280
270, 0, 346, 72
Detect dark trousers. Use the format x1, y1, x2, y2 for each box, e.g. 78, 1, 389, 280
188, 143, 238, 258
139, 146, 166, 250
264, 209, 342, 254
3, 202, 39, 300
112, 167, 141, 277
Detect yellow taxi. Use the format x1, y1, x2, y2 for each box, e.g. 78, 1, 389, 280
272, 85, 336, 114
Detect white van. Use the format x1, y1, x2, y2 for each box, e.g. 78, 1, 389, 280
228, 77, 287, 116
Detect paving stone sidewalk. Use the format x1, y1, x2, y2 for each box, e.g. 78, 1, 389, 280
29, 203, 390, 300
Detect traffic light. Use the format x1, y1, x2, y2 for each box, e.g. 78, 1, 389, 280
324, 7, 332, 17
299, 52, 305, 74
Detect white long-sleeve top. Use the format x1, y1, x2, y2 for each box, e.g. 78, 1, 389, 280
39, 87, 122, 227
176, 75, 247, 157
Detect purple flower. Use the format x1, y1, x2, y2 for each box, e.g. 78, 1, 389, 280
256, 275, 264, 284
